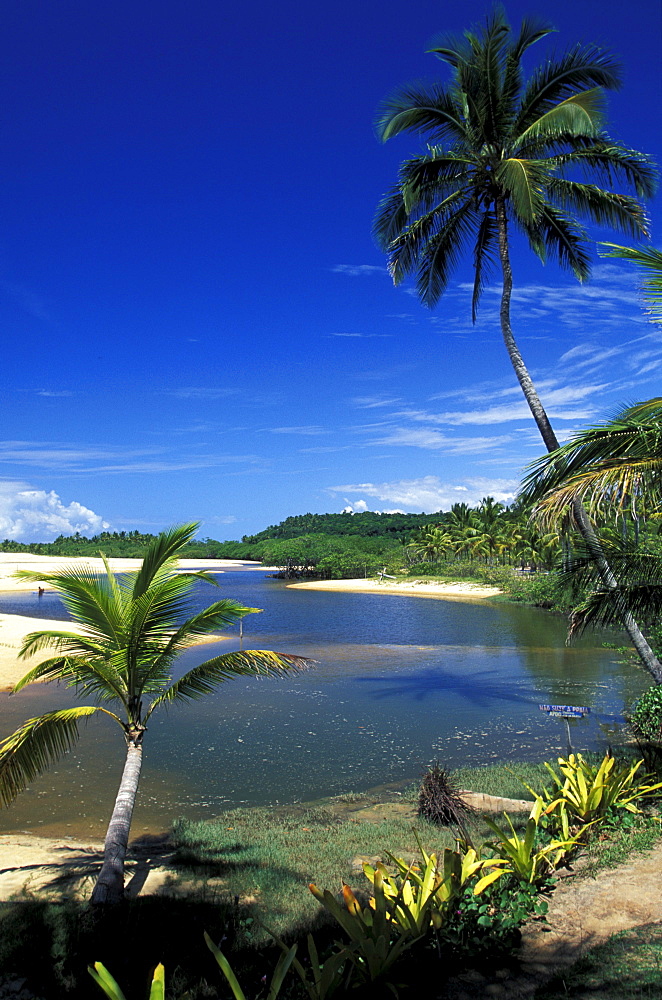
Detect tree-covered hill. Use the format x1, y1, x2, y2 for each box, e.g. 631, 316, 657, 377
241, 510, 443, 543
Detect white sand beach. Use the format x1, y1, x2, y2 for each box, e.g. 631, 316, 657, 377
0, 554, 261, 689
0, 552, 261, 593
287, 578, 502, 600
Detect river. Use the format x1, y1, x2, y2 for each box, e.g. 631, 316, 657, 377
0, 569, 650, 837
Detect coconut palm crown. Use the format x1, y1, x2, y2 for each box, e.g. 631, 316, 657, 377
521, 398, 662, 527
0, 523, 309, 904
374, 9, 656, 451
521, 245, 662, 520
374, 10, 662, 680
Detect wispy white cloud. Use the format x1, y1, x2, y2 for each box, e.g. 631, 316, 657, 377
35, 390, 74, 398
0, 479, 108, 541
393, 384, 605, 428
371, 427, 513, 454
266, 426, 328, 436
0, 440, 263, 474
386, 313, 417, 323
328, 475, 519, 512
331, 264, 387, 277
299, 445, 355, 454
351, 395, 403, 409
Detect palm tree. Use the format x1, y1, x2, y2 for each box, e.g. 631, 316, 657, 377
410, 524, 453, 563
521, 398, 662, 527
601, 243, 662, 322
374, 9, 660, 678
0, 524, 308, 903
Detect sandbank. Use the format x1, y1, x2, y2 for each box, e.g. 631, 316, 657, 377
0, 553, 263, 593
0, 609, 232, 691
286, 578, 502, 600
0, 555, 264, 689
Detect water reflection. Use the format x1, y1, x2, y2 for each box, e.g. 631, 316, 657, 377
0, 571, 651, 836
355, 664, 538, 707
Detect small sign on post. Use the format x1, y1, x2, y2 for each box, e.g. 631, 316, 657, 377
539, 704, 590, 754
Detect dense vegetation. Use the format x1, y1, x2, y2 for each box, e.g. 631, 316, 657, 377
0, 530, 229, 559
242, 510, 443, 542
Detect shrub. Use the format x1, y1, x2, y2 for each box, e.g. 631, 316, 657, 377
440, 876, 549, 959
417, 762, 470, 831
630, 686, 662, 744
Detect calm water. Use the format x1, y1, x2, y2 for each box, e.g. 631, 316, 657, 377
0, 570, 650, 837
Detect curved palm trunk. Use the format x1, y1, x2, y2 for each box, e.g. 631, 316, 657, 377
495, 198, 662, 683
91, 740, 143, 905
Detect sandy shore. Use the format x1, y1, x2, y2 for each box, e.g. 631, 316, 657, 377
287, 578, 502, 600
0, 553, 262, 593
0, 555, 263, 690
0, 613, 88, 689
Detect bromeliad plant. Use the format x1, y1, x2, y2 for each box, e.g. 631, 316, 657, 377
309, 875, 417, 990
530, 752, 662, 827
483, 797, 586, 884
362, 835, 504, 936
309, 835, 507, 988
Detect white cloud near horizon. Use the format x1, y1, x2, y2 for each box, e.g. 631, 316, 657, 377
328, 475, 519, 512
0, 480, 109, 542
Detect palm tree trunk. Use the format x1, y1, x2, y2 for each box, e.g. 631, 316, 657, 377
495, 198, 662, 683
91, 740, 143, 905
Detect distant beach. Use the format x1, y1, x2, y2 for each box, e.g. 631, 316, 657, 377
0, 554, 263, 689
287, 578, 502, 600
0, 552, 262, 593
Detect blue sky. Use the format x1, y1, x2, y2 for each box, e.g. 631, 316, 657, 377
0, 0, 661, 541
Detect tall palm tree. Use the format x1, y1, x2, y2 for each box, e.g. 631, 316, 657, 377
601, 243, 662, 323
0, 524, 308, 903
373, 10, 660, 678
520, 399, 662, 675
521, 398, 662, 527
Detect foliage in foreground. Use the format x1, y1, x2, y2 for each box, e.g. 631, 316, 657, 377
84, 749, 662, 999
3, 751, 661, 1000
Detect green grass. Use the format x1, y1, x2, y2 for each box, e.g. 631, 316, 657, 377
535, 924, 662, 999
579, 813, 662, 878
1, 760, 659, 1000
454, 760, 551, 801
170, 802, 506, 943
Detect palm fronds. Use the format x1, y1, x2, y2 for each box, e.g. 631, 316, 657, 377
0, 707, 111, 807
565, 549, 662, 639
600, 244, 662, 321
145, 650, 312, 717
521, 399, 662, 526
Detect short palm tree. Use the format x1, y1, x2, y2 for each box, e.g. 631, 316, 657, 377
0, 524, 308, 904
374, 10, 660, 677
